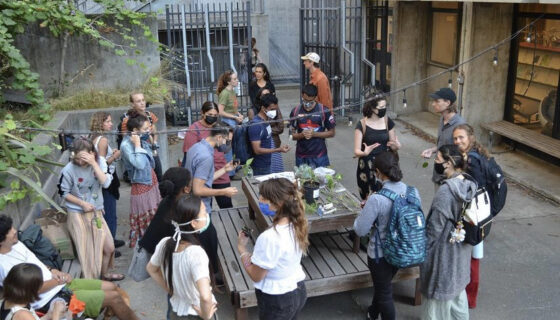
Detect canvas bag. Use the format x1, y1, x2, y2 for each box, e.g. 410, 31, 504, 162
460, 188, 493, 246
128, 242, 152, 282
35, 209, 75, 260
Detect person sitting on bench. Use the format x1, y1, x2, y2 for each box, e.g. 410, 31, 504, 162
0, 215, 139, 320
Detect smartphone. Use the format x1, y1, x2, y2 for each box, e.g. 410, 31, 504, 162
241, 226, 253, 240
232, 158, 241, 167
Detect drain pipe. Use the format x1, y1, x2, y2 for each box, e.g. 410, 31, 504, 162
457, 71, 465, 115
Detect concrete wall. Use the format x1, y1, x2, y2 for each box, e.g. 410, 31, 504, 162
251, 13, 270, 67
391, 1, 431, 115
460, 2, 513, 143
1, 105, 168, 229
267, 0, 300, 82
14, 18, 160, 98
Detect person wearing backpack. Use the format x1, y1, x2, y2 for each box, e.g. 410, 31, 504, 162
289, 84, 336, 168
353, 94, 401, 200
353, 151, 422, 320
420, 144, 477, 320
453, 124, 498, 309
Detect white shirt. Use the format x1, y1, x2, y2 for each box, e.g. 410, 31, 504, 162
251, 224, 306, 294
0, 242, 65, 309
150, 237, 217, 316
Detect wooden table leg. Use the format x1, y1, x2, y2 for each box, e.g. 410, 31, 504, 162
414, 277, 422, 306
235, 307, 249, 320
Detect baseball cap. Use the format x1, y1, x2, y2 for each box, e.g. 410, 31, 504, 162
301, 52, 320, 63
429, 88, 456, 104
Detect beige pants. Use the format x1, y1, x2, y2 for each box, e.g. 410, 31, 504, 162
67, 210, 114, 279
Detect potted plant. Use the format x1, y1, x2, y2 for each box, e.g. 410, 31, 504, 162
294, 164, 320, 205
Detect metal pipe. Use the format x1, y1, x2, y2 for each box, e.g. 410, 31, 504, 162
361, 2, 375, 88
180, 4, 191, 97
340, 0, 355, 117
227, 2, 240, 96
204, 4, 215, 101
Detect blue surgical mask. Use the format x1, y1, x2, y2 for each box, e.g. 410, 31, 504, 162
259, 202, 276, 216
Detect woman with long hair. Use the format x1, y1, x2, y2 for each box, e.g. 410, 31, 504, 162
58, 137, 121, 280
420, 144, 477, 319
147, 195, 217, 320
120, 111, 161, 248
248, 63, 275, 120
1, 263, 67, 320
89, 112, 125, 255
182, 101, 233, 209
353, 151, 419, 320
217, 70, 243, 125
354, 95, 401, 200
237, 178, 309, 320
452, 124, 490, 309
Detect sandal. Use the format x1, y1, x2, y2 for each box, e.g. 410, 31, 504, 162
103, 273, 126, 282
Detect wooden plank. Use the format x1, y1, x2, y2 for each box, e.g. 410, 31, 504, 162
307, 238, 334, 278
213, 210, 249, 294
318, 234, 358, 273
221, 209, 253, 291
309, 235, 346, 276
482, 121, 560, 158
62, 259, 82, 279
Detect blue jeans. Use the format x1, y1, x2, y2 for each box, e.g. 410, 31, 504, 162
255, 281, 307, 320
222, 118, 237, 177
102, 189, 117, 238
252, 166, 271, 176
295, 154, 330, 168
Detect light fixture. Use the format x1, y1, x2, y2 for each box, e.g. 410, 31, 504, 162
448, 71, 453, 88
493, 47, 498, 66
526, 25, 533, 43
402, 90, 408, 109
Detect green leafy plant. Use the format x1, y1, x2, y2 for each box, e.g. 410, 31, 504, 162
325, 173, 343, 191
0, 115, 64, 211
294, 164, 319, 186
242, 158, 254, 177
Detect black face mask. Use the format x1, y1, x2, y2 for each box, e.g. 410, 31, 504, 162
205, 115, 218, 125
434, 162, 445, 175
376, 108, 387, 118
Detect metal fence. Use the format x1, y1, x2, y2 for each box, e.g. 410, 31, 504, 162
300, 0, 363, 116
163, 1, 252, 126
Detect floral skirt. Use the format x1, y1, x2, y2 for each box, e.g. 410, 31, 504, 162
129, 170, 161, 248
356, 156, 382, 200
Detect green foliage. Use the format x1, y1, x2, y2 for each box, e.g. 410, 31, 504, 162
0, 0, 157, 121
294, 164, 319, 185
0, 0, 158, 212
0, 115, 64, 212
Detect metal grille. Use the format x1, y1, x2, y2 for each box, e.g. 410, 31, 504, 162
300, 0, 363, 116
163, 2, 252, 126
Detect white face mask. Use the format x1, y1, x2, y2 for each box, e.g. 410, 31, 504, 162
265, 110, 277, 119
171, 217, 210, 252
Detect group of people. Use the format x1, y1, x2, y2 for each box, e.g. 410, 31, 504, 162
0, 49, 497, 320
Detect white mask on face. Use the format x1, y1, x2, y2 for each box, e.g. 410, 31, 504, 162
265, 110, 277, 119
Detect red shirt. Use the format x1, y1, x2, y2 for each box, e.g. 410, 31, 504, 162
182, 121, 230, 184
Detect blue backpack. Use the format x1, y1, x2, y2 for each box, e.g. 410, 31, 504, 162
232, 123, 254, 165
375, 186, 426, 268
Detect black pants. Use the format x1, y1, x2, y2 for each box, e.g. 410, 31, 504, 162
367, 257, 398, 320
211, 183, 233, 209
154, 154, 163, 182
198, 221, 219, 274
255, 281, 307, 320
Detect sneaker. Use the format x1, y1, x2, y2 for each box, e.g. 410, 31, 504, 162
114, 239, 125, 248
114, 250, 122, 258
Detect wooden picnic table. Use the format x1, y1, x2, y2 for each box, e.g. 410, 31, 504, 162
241, 176, 362, 252
214, 207, 421, 320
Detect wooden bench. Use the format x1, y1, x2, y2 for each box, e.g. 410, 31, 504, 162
481, 120, 560, 159
214, 207, 421, 320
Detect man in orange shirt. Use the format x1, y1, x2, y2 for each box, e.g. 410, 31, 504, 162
301, 52, 333, 113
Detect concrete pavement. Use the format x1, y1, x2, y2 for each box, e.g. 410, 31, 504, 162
111, 88, 560, 320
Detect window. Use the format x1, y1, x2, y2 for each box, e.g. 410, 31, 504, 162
429, 3, 461, 67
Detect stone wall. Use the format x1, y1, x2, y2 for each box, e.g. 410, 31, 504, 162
2, 105, 168, 229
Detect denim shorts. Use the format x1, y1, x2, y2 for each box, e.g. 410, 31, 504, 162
295, 154, 330, 168
255, 281, 307, 320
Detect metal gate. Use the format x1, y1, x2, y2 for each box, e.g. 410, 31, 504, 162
365, 0, 392, 93
163, 1, 252, 125
300, 0, 363, 115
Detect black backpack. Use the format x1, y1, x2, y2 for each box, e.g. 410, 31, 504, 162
469, 152, 507, 216
19, 224, 63, 270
